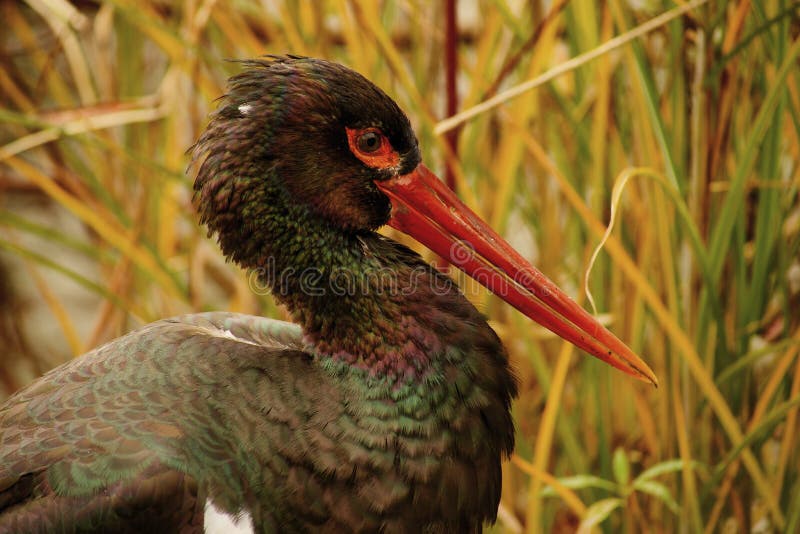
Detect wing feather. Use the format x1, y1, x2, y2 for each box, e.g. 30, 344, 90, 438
0, 312, 323, 532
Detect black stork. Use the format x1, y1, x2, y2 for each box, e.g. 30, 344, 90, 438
0, 56, 657, 533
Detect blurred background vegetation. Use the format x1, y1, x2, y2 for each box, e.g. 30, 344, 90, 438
1, 0, 799, 532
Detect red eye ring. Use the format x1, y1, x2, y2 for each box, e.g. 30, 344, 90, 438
346, 127, 400, 169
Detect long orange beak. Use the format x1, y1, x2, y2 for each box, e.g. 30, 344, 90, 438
375, 164, 658, 387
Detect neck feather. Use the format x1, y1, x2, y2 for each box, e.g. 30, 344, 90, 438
217, 178, 464, 380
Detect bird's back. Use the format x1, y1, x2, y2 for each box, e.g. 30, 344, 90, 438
1, 307, 512, 533
0, 312, 313, 532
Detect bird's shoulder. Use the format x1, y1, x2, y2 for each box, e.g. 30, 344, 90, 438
0, 312, 334, 532
0, 312, 315, 438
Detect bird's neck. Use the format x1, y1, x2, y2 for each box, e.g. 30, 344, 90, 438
237, 183, 469, 382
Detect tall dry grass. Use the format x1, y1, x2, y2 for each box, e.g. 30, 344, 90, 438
1, 1, 798, 532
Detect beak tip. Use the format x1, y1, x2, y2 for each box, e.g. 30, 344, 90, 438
637, 365, 659, 388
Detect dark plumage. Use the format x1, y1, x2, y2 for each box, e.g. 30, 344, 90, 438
0, 55, 656, 533
0, 57, 516, 533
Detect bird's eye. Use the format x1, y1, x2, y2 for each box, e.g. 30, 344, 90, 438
357, 131, 382, 153
346, 126, 399, 169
